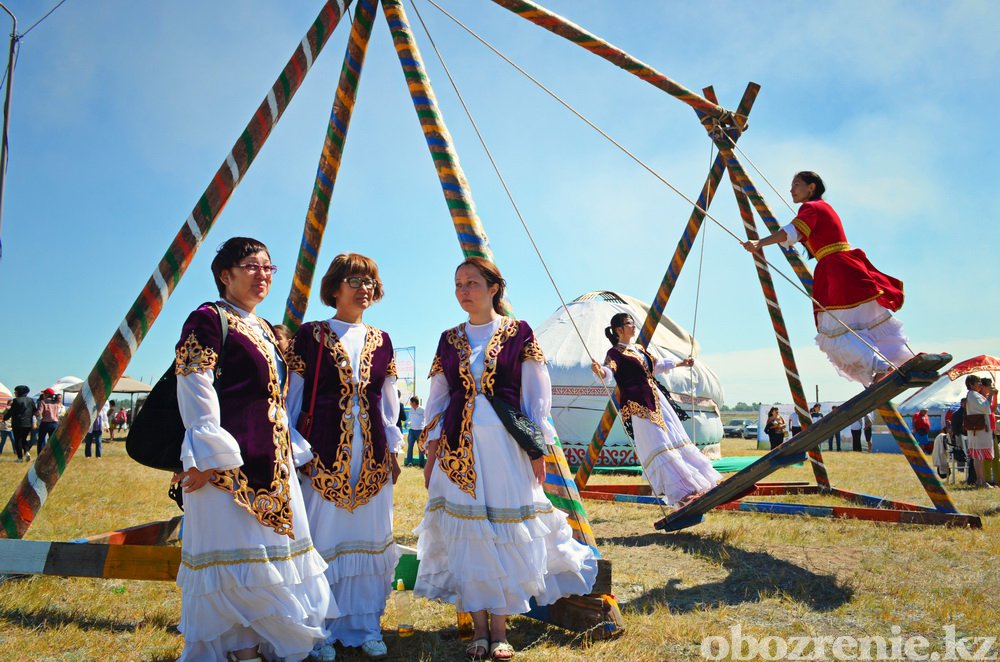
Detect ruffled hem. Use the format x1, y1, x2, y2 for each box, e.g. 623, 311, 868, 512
645, 442, 722, 505
178, 541, 329, 598
326, 611, 385, 648
179, 569, 335, 658
414, 501, 597, 614
815, 302, 913, 385
415, 497, 556, 545
321, 541, 401, 585
968, 448, 995, 460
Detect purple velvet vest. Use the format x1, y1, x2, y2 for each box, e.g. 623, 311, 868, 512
289, 321, 396, 511
605, 345, 667, 430
427, 318, 545, 496
175, 302, 294, 538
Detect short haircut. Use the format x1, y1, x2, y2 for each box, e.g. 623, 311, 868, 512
966, 375, 981, 389
319, 253, 384, 308
409, 396, 420, 406
211, 237, 269, 297
272, 324, 293, 342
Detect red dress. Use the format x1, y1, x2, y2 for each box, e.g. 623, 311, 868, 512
791, 200, 905, 320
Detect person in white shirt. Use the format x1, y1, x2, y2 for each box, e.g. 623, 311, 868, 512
404, 396, 426, 468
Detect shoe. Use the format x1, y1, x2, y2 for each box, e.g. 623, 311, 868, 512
466, 637, 489, 660
24, 453, 30, 462
360, 639, 387, 658
489, 641, 515, 660
311, 643, 337, 661
15, 458, 22, 463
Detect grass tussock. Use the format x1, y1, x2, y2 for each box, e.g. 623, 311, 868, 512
0, 439, 996, 660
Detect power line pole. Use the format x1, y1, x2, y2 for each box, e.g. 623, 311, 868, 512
0, 3, 15, 261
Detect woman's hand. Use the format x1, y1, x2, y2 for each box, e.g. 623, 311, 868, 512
531, 456, 546, 485
591, 360, 604, 378
678, 357, 695, 368
741, 239, 760, 252
172, 467, 216, 493
423, 442, 438, 489
390, 453, 401, 485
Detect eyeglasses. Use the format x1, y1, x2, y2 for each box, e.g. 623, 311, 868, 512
344, 277, 377, 289
236, 263, 278, 276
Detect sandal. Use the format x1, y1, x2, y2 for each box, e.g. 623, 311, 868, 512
489, 641, 515, 660
466, 637, 489, 660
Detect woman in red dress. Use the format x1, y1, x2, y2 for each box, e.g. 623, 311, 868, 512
742, 172, 913, 385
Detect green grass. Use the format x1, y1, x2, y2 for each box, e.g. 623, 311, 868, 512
0, 439, 996, 660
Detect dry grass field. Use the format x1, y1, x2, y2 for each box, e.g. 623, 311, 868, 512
0, 438, 996, 661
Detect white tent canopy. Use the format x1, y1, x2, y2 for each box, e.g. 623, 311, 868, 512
535, 291, 725, 466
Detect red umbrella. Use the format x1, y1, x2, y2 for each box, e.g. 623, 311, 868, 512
945, 355, 1000, 381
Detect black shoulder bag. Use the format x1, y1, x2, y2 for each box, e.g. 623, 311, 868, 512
127, 303, 228, 473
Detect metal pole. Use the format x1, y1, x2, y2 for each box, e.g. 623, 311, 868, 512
0, 3, 16, 260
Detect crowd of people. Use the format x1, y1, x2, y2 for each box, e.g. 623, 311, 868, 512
931, 375, 1000, 488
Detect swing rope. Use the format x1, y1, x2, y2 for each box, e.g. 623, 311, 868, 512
408, 0, 672, 517
422, 0, 902, 375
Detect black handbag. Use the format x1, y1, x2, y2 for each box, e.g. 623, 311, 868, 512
126, 304, 228, 472
485, 394, 547, 460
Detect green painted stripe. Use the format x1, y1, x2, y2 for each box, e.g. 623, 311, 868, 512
546, 494, 588, 515
314, 187, 331, 207
446, 198, 472, 211
96, 360, 114, 395
163, 250, 180, 288
312, 15, 326, 50
279, 71, 291, 101
241, 130, 256, 164
51, 432, 66, 473
198, 194, 213, 222
0, 511, 18, 539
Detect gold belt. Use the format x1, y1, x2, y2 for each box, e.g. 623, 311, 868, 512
813, 241, 851, 260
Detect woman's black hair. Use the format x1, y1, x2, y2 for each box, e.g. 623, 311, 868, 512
211, 237, 270, 297
13, 385, 29, 397
794, 171, 826, 200
604, 313, 634, 346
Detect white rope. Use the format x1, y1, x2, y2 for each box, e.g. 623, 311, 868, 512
408, 0, 672, 517
423, 0, 901, 375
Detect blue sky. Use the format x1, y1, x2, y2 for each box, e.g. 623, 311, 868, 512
1, 0, 997, 406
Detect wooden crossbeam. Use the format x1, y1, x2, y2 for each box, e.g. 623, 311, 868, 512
0, 539, 180, 581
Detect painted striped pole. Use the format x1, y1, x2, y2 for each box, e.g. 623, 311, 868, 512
0, 1, 353, 540
876, 403, 958, 513
486, 0, 729, 121
574, 84, 759, 491
382, 0, 495, 262
284, 0, 379, 333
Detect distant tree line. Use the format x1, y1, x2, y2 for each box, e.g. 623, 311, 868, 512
719, 402, 763, 412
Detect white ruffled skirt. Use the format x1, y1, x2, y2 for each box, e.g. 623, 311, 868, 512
300, 472, 399, 647
633, 392, 722, 505
414, 410, 598, 615
178, 457, 337, 661
815, 300, 914, 385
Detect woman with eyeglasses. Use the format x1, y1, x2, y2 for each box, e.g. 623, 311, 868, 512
415, 258, 597, 662
172, 237, 334, 662
590, 313, 721, 508
286, 253, 403, 661
742, 171, 912, 385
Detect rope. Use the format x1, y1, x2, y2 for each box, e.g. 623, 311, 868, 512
408, 0, 673, 518
423, 0, 900, 374
20, 0, 70, 39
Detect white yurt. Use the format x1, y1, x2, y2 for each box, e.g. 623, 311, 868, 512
535, 291, 725, 466
898, 354, 1000, 434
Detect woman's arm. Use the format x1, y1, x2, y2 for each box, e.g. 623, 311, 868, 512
176, 370, 243, 492
653, 356, 694, 375
421, 372, 450, 488
742, 229, 789, 253
591, 360, 615, 385
379, 376, 404, 484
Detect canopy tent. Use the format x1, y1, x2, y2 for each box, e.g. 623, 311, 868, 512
535, 291, 725, 466
0, 382, 10, 410
897, 354, 1000, 434
63, 375, 153, 395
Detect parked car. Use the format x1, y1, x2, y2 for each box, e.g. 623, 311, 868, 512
743, 423, 759, 439
723, 419, 751, 438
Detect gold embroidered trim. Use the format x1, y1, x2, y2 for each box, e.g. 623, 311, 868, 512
604, 359, 618, 372
617, 346, 668, 432
387, 357, 398, 379
180, 542, 315, 570
428, 354, 443, 378
792, 217, 811, 239
813, 241, 851, 260
285, 335, 306, 376
418, 414, 443, 453
175, 331, 219, 376
479, 317, 519, 397
436, 324, 478, 497
520, 337, 545, 363
208, 305, 294, 539
301, 323, 390, 512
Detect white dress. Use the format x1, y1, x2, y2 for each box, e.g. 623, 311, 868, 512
965, 389, 995, 461
414, 318, 598, 615
286, 319, 403, 647
599, 348, 722, 505
176, 303, 335, 662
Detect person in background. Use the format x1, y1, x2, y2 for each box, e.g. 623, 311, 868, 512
850, 416, 864, 452
981, 377, 999, 486
396, 389, 406, 433
863, 412, 874, 452
272, 323, 293, 357
764, 407, 786, 450
950, 399, 969, 481
826, 405, 841, 451
404, 396, 426, 468
2, 385, 33, 462
932, 427, 951, 479
85, 402, 110, 458
789, 410, 802, 437
912, 408, 931, 454
36, 388, 63, 454
964, 375, 994, 489
0, 408, 12, 455
108, 399, 118, 440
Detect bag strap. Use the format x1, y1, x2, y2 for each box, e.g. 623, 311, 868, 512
212, 302, 228, 383
300, 323, 326, 437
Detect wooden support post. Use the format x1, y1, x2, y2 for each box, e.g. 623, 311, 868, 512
877, 402, 959, 513
284, 0, 380, 332
0, 1, 354, 541
574, 83, 759, 490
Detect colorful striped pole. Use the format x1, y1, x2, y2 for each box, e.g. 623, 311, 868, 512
574, 83, 759, 491
0, 1, 353, 540
486, 0, 730, 121
382, 0, 495, 262
876, 403, 958, 513
284, 0, 379, 332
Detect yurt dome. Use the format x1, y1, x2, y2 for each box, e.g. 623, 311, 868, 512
535, 291, 725, 465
